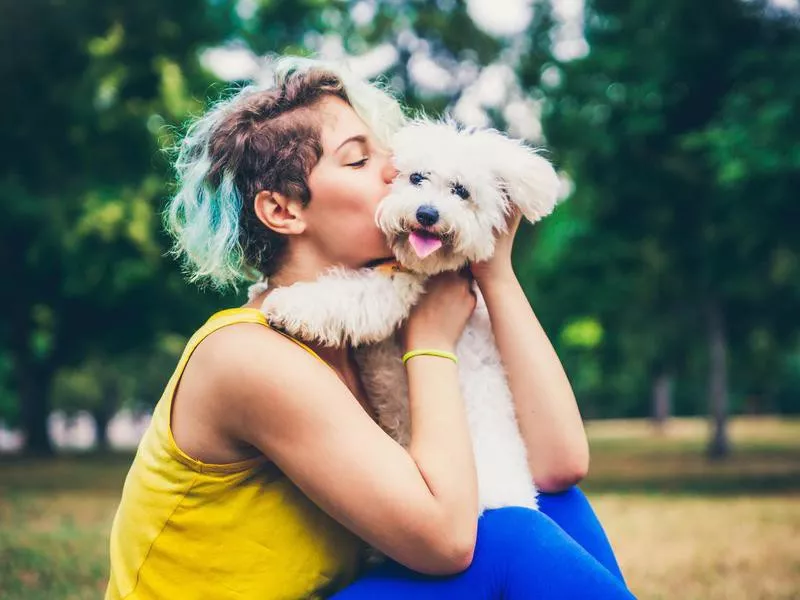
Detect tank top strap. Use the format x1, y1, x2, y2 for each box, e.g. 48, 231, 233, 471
184, 307, 329, 369
156, 307, 332, 474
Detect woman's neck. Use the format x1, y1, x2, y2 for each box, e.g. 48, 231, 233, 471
267, 242, 334, 289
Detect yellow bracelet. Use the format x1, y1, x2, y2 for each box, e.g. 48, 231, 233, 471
402, 349, 458, 365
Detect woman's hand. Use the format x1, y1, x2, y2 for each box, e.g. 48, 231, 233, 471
469, 208, 522, 286
402, 270, 477, 353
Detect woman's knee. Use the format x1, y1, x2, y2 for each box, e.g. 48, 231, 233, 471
537, 485, 601, 524
538, 485, 587, 509
536, 486, 627, 584
475, 506, 562, 555
475, 507, 635, 598
477, 504, 607, 565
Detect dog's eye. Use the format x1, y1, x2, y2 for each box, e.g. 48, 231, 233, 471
409, 172, 426, 186
451, 183, 470, 200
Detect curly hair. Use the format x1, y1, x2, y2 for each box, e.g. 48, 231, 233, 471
165, 57, 405, 289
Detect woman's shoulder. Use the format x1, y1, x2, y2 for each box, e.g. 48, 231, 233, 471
171, 315, 331, 464
189, 313, 337, 408
192, 316, 318, 381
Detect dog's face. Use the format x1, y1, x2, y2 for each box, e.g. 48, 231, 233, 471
376, 121, 560, 276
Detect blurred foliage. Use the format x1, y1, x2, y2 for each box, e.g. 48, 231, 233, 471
520, 0, 800, 429
0, 0, 798, 453
0, 0, 241, 453
51, 333, 185, 416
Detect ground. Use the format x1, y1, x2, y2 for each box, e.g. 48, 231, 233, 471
584, 418, 800, 600
0, 416, 798, 599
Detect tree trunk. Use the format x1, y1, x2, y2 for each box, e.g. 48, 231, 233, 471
707, 301, 730, 459
10, 310, 56, 456
93, 407, 111, 451
16, 358, 55, 455
652, 371, 673, 433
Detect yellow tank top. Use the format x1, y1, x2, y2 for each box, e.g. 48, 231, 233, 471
106, 308, 364, 600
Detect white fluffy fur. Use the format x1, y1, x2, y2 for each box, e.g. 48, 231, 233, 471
263, 268, 424, 347
378, 120, 560, 275
261, 120, 561, 513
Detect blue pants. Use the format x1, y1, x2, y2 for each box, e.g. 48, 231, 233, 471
332, 487, 635, 599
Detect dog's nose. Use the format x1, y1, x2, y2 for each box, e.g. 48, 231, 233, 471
415, 205, 439, 227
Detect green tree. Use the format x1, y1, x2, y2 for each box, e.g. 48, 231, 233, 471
244, 0, 506, 113
0, 0, 239, 454
533, 0, 800, 455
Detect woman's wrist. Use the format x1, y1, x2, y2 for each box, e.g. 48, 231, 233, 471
472, 261, 517, 291
402, 348, 459, 366
402, 332, 455, 355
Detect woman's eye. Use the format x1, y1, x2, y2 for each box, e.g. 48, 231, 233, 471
409, 172, 425, 185
451, 183, 470, 200
347, 157, 369, 168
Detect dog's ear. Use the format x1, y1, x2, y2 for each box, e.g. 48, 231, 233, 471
472, 129, 561, 224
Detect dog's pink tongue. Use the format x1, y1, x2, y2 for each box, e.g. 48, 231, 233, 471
409, 231, 443, 258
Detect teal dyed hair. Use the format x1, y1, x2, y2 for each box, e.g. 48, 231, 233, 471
164, 56, 406, 289
167, 127, 247, 287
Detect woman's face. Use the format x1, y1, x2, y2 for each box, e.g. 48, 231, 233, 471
302, 95, 398, 268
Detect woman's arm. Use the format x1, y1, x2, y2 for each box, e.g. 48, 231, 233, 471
471, 211, 590, 493
211, 274, 479, 575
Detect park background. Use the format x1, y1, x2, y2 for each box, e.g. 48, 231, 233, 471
1, 0, 799, 598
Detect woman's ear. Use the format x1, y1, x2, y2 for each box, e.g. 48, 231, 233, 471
473, 130, 562, 224
254, 190, 307, 235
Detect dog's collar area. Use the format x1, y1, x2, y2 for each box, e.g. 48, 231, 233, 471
363, 256, 397, 268
372, 259, 409, 275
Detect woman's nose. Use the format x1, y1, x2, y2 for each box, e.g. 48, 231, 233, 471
381, 154, 399, 183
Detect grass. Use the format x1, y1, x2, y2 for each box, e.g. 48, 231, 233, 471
0, 416, 798, 599
0, 457, 125, 600
584, 417, 800, 600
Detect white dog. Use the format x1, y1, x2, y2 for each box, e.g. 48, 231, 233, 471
257, 120, 561, 512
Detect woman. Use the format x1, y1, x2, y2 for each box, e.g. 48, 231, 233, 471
106, 58, 635, 599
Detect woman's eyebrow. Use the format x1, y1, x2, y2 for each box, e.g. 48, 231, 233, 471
335, 134, 368, 153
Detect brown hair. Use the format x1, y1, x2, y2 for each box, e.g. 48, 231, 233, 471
206, 69, 350, 277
